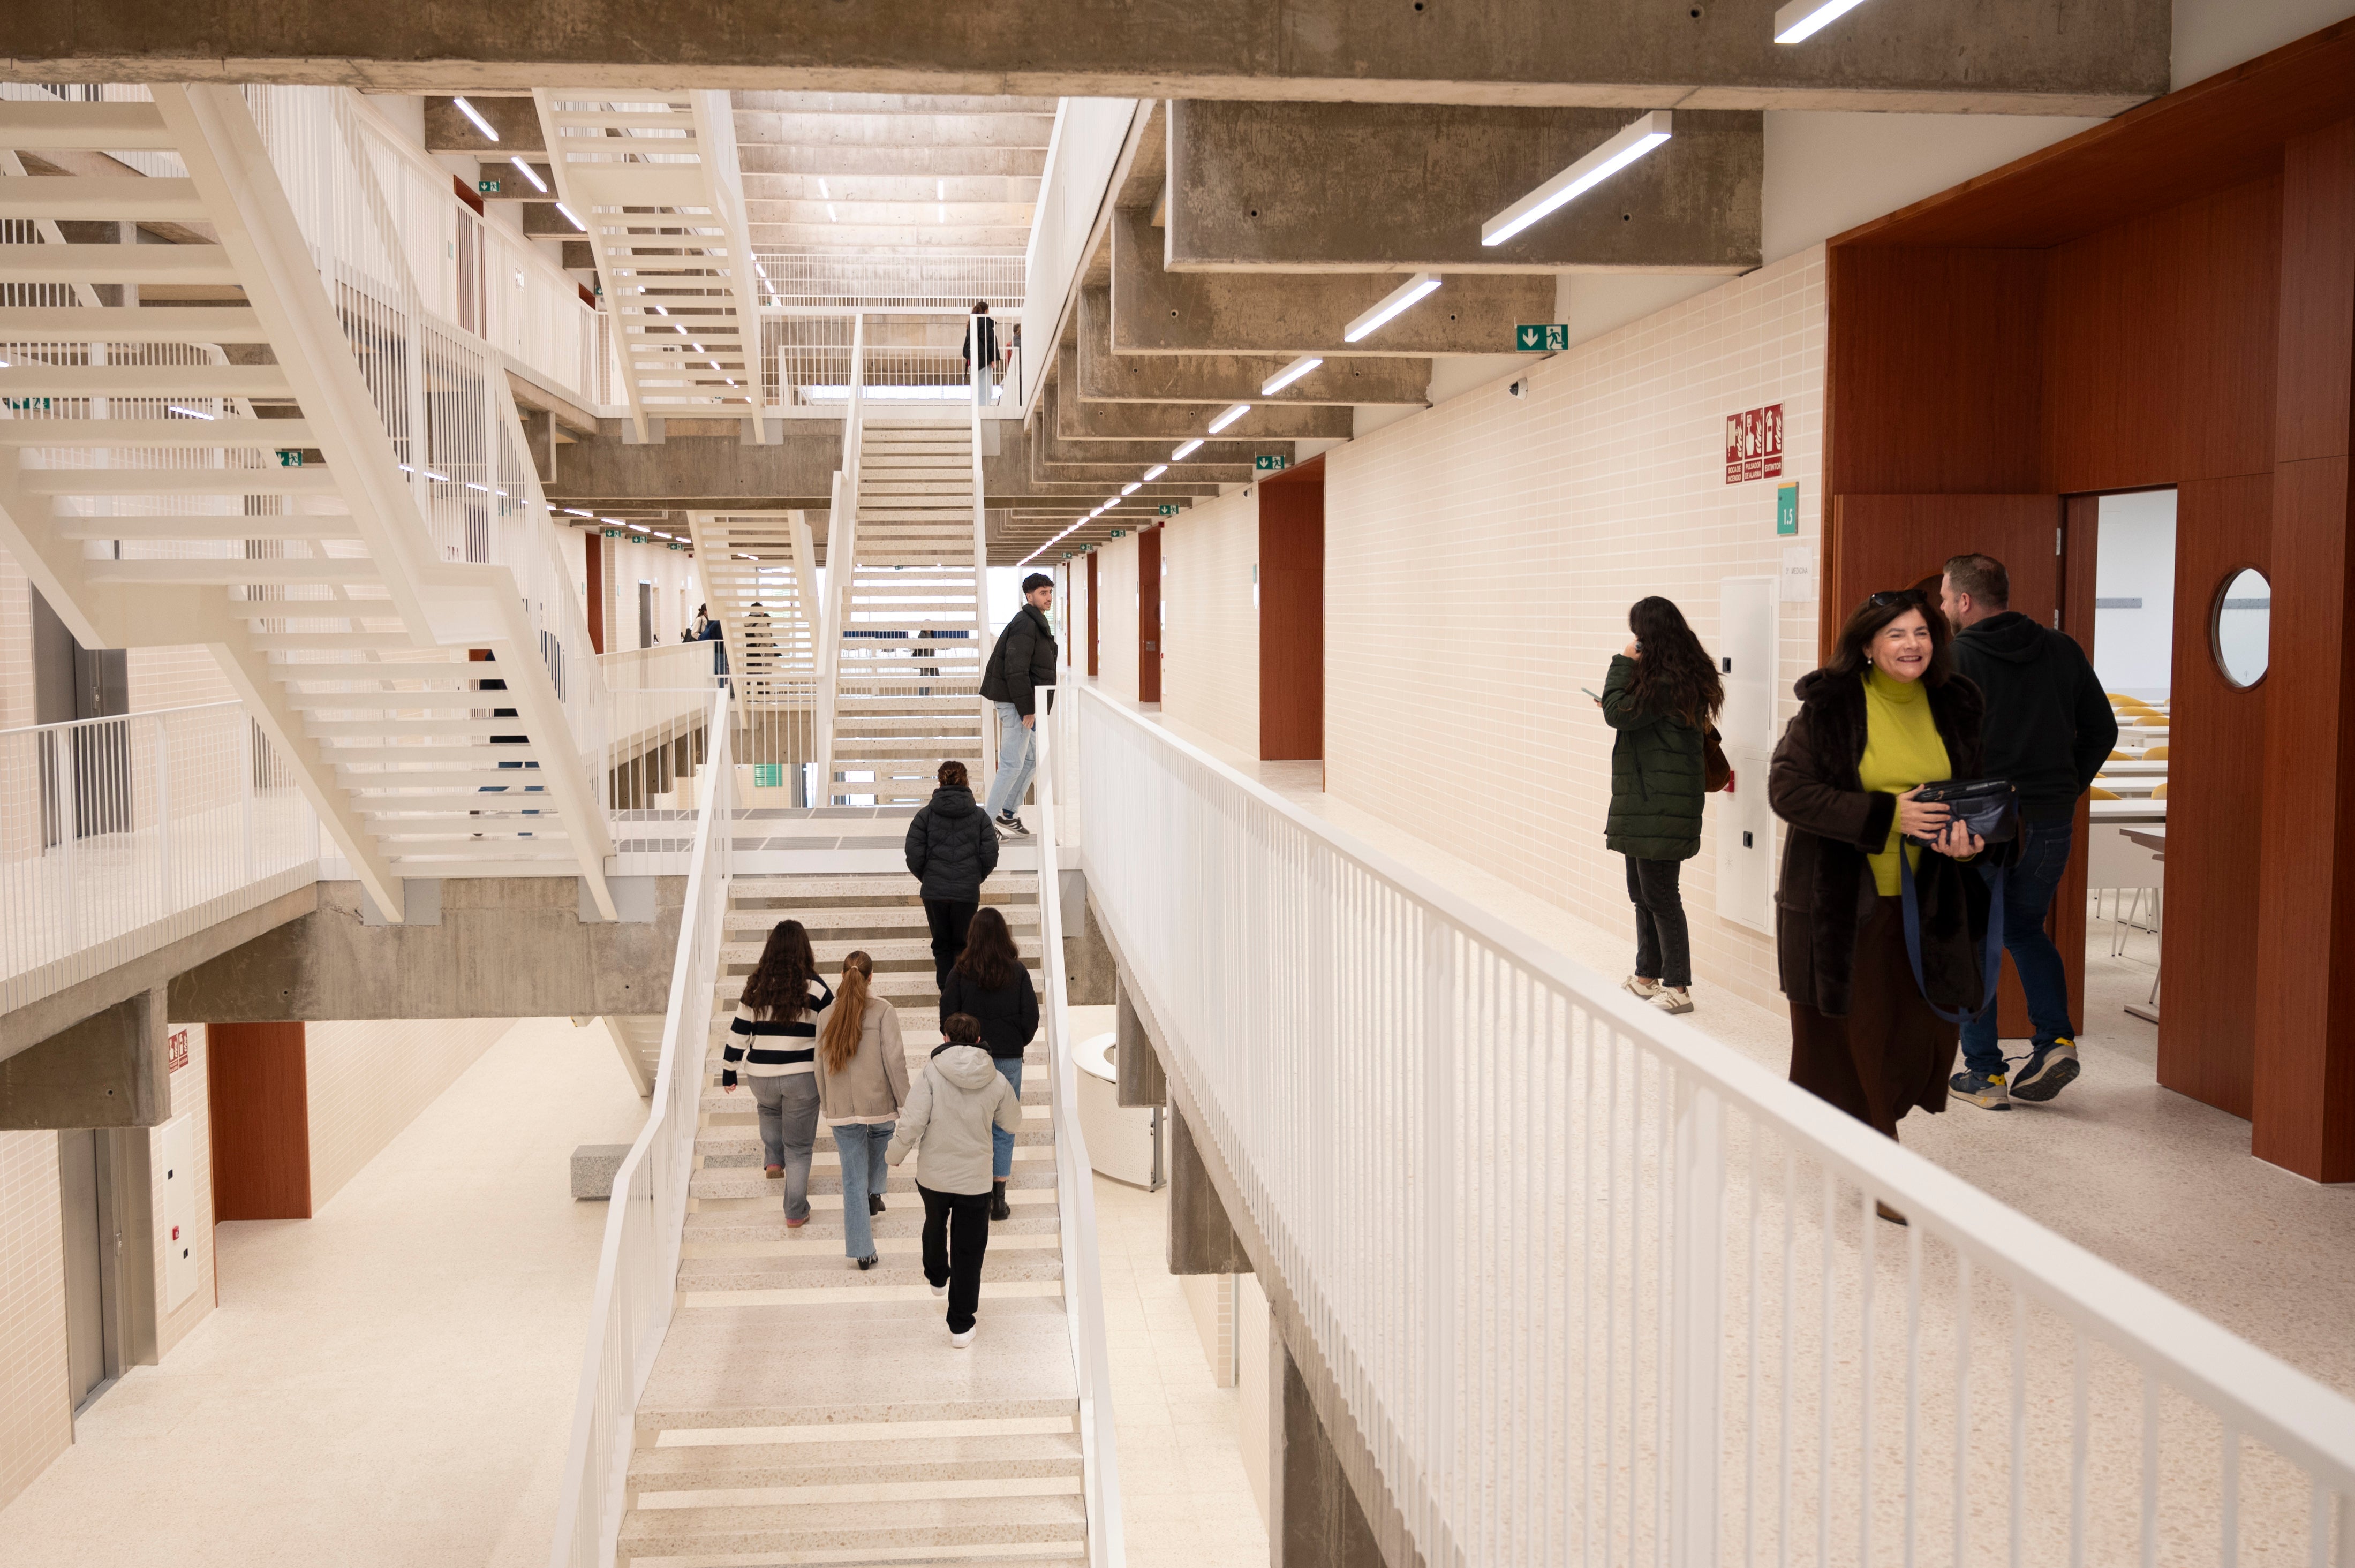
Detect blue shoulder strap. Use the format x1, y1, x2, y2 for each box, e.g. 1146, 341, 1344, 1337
1899, 849, 2006, 1027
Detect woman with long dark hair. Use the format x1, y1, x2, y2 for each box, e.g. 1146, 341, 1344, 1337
1769, 589, 1998, 1206
1599, 596, 1725, 1015
907, 758, 1000, 988
722, 919, 835, 1227
818, 951, 909, 1270
938, 905, 1037, 1221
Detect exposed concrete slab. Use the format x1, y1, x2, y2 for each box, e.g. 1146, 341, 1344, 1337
1115, 208, 1554, 354
1272, 1323, 1386, 1568
2, 2, 2168, 115
0, 986, 169, 1130
550, 423, 839, 510
1169, 100, 1762, 273
167, 877, 684, 1022
1036, 384, 1284, 469
1054, 352, 1353, 442
424, 94, 542, 153
1114, 975, 1165, 1109
0, 881, 320, 1065
1167, 1103, 1250, 1276
1080, 290, 1427, 406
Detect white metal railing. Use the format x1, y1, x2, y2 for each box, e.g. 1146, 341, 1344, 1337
754, 251, 1024, 313
814, 315, 865, 785
768, 310, 1010, 410
1029, 694, 1126, 1567
971, 354, 999, 791
549, 686, 732, 1568
0, 702, 321, 1016
1017, 100, 1139, 418
1061, 682, 2355, 1568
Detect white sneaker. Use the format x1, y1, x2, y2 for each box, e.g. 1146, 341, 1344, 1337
1623, 975, 1662, 1000
948, 1325, 977, 1349
1650, 986, 1694, 1016
931, 1282, 947, 1298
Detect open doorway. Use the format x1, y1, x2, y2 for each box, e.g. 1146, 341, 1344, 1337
2083, 490, 2173, 1034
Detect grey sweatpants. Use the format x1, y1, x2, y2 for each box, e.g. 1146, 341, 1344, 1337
746, 1070, 821, 1223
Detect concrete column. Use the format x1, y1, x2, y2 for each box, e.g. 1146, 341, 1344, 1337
522, 407, 557, 484
1270, 1319, 1385, 1568
1114, 974, 1165, 1108
0, 987, 170, 1129
1062, 883, 1116, 1006
1167, 1102, 1251, 1276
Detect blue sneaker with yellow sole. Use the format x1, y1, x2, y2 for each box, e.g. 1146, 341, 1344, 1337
1949, 1069, 2011, 1110
2009, 1037, 2081, 1103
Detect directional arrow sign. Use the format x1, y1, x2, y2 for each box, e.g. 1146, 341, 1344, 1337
1516, 323, 1569, 351
1157, 503, 1179, 516
1255, 454, 1289, 472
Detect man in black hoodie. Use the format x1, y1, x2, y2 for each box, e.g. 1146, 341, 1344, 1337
1941, 554, 2119, 1111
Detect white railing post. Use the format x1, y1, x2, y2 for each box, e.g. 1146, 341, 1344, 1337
152, 714, 173, 913
971, 350, 998, 805
1671, 1073, 1725, 1568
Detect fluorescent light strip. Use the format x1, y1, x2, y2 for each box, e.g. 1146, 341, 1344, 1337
818, 179, 831, 200
167, 405, 215, 420
1260, 356, 1323, 395
509, 155, 547, 194
1773, 0, 1873, 42
562, 508, 592, 517
453, 97, 499, 142
1343, 273, 1442, 342
1142, 464, 1167, 481
1121, 482, 1142, 496
1207, 403, 1250, 434
1103, 496, 1121, 509
1171, 440, 1203, 461
556, 203, 585, 231
827, 204, 840, 223
1481, 111, 1672, 247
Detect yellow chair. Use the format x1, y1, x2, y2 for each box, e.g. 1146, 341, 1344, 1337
2151, 782, 2167, 800
2143, 744, 2168, 761
2108, 748, 2129, 761
2090, 786, 2121, 800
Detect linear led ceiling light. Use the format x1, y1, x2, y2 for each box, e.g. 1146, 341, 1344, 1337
1170, 439, 1204, 461
556, 203, 585, 231
1142, 464, 1168, 482
1482, 112, 1672, 247
1207, 403, 1250, 435
453, 97, 499, 142
1261, 356, 1323, 395
1121, 482, 1142, 496
1343, 273, 1441, 341
1773, 0, 1873, 42
509, 156, 548, 194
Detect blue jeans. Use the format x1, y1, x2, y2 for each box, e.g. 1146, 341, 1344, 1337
830, 1122, 894, 1259
985, 700, 1037, 819
1961, 816, 2080, 1078
991, 1056, 1023, 1179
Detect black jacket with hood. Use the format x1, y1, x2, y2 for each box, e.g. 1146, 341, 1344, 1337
905, 784, 1000, 902
1948, 611, 2117, 822
980, 604, 1058, 717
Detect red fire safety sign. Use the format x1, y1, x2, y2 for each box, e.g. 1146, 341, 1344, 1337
1725, 403, 1784, 484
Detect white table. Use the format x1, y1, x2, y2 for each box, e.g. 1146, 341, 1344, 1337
2120, 826, 2166, 1025
2091, 798, 2167, 823
2097, 759, 2169, 775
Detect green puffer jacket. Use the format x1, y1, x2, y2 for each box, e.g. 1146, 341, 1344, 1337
1601, 653, 1707, 860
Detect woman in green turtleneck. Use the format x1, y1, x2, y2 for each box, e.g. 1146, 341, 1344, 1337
1767, 590, 1999, 1210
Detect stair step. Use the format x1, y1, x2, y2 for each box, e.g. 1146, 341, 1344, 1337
688, 1161, 1054, 1202
674, 1245, 1064, 1292
616, 1493, 1088, 1557
729, 874, 1036, 899
688, 1185, 1058, 1220
722, 905, 1036, 933
627, 1430, 1082, 1494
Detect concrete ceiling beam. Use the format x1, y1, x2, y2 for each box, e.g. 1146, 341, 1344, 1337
1052, 352, 1353, 441
424, 94, 545, 153
1034, 388, 1286, 468
11, 2, 2167, 113
1168, 101, 1762, 273
1111, 208, 1552, 356
1077, 289, 1425, 406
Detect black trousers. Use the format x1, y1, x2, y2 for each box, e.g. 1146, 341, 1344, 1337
919, 1183, 994, 1333
923, 898, 976, 991
1625, 855, 1693, 989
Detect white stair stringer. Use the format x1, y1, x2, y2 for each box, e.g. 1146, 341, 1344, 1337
535, 92, 765, 443
826, 413, 991, 807
0, 88, 618, 920
625, 869, 1084, 1567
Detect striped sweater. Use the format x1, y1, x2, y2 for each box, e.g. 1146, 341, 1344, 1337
721, 978, 837, 1086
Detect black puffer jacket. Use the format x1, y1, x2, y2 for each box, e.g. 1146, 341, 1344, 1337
939, 965, 1038, 1059
905, 784, 1000, 902
1600, 653, 1707, 860
980, 604, 1058, 717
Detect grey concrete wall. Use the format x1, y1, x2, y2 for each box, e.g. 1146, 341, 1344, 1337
168, 877, 684, 1022
1080, 290, 1428, 406
0, 987, 169, 1130
1272, 1319, 1387, 1568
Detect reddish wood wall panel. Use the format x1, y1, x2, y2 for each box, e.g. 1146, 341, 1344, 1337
1826, 248, 2047, 498
584, 532, 605, 655
206, 1022, 312, 1221
1086, 551, 1100, 677
1138, 527, 1162, 704
1258, 474, 1325, 760
2043, 177, 2283, 492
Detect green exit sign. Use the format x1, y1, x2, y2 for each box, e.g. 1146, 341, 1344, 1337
477, 178, 500, 195
601, 527, 620, 537
1108, 528, 1126, 538
1777, 482, 1799, 536
1254, 454, 1288, 472
1515, 323, 1569, 351
1157, 503, 1179, 517
276, 449, 303, 467
752, 763, 783, 788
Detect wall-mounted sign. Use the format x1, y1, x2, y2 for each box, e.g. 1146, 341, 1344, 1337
1780, 542, 1815, 603
601, 527, 621, 537
167, 1029, 190, 1074
1157, 503, 1179, 516
1109, 528, 1126, 538
668, 541, 683, 550
1725, 403, 1784, 484
477, 178, 500, 195
1515, 323, 1570, 351
276, 449, 303, 467
1776, 482, 1799, 536
1255, 454, 1289, 472
752, 763, 783, 788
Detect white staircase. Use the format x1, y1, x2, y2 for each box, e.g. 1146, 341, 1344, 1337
825, 413, 991, 806
0, 86, 616, 921
622, 868, 1087, 1566
535, 92, 765, 442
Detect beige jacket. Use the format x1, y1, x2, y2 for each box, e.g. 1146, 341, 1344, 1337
818, 999, 911, 1125
887, 1044, 1022, 1195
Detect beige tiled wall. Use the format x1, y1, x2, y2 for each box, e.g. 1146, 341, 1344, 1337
0, 552, 32, 733
127, 647, 236, 713
1177, 1270, 1238, 1389
1159, 489, 1259, 759
156, 1022, 216, 1358
1095, 532, 1141, 705
1235, 1269, 1271, 1526
1324, 248, 1826, 1010
305, 1019, 516, 1209
0, 1132, 69, 1513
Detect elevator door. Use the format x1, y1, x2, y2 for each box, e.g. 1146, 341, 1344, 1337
59, 1130, 112, 1410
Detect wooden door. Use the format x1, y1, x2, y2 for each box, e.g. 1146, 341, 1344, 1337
207, 1022, 312, 1220
1259, 463, 1325, 760
1138, 527, 1162, 703
1824, 494, 2084, 1041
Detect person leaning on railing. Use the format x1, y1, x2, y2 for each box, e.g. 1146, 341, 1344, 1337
1768, 589, 2010, 1219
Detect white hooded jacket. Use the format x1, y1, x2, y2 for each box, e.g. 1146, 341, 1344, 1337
887, 1043, 1022, 1196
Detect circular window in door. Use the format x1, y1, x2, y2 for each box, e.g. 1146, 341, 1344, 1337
2212, 566, 2270, 689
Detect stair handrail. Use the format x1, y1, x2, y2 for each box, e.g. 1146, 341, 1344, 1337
970, 352, 999, 796
549, 684, 734, 1568
1029, 695, 1127, 1568
815, 313, 866, 801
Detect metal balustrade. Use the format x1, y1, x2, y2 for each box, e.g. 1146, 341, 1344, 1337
1059, 681, 2355, 1568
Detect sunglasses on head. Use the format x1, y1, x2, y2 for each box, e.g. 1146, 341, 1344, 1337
1868, 589, 1921, 608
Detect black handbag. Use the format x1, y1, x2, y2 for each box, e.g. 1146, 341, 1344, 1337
1900, 778, 2019, 849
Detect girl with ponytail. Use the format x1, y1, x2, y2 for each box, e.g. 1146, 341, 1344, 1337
816, 950, 909, 1269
